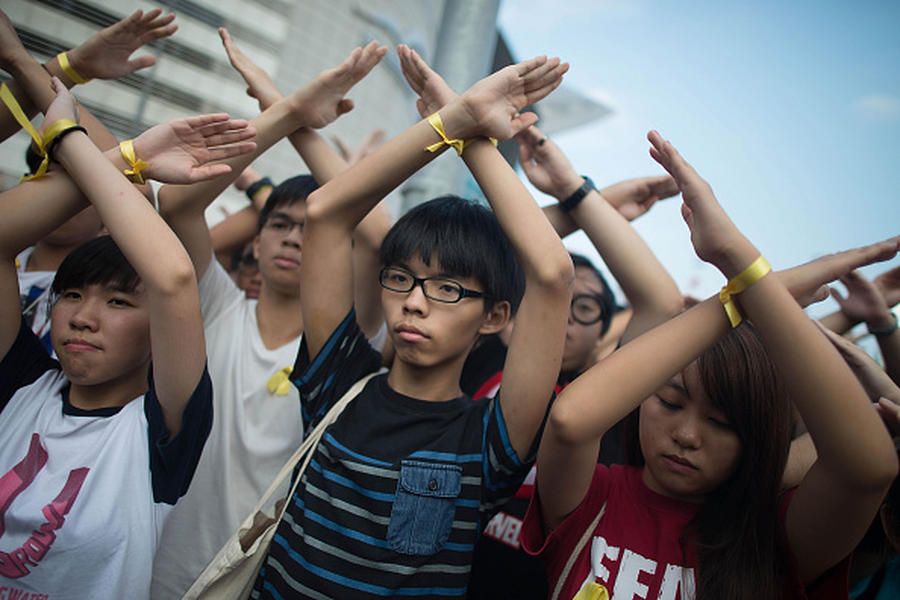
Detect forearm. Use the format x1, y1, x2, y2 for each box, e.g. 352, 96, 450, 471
210, 207, 259, 256
542, 203, 578, 238
462, 140, 572, 285
875, 328, 900, 384
305, 117, 444, 230
56, 133, 195, 291
568, 190, 682, 332
288, 128, 349, 184
159, 98, 301, 217
740, 274, 896, 488
819, 310, 855, 335
552, 297, 729, 444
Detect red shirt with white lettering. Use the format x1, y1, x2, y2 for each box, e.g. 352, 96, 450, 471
521, 464, 849, 600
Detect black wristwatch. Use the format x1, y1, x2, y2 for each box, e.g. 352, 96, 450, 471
245, 177, 274, 201
559, 176, 596, 213
868, 312, 898, 337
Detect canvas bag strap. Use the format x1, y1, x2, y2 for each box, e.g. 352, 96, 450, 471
250, 370, 382, 522
550, 501, 607, 600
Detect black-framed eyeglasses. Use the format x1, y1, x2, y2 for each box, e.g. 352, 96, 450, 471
570, 293, 607, 326
379, 267, 488, 304
262, 215, 304, 237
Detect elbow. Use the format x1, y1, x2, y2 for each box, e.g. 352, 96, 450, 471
547, 395, 587, 446
156, 259, 198, 297
304, 188, 332, 225
530, 250, 576, 293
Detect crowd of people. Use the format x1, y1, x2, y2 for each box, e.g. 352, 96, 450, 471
0, 8, 898, 600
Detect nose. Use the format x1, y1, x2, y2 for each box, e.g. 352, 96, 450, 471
401, 281, 430, 316
672, 414, 702, 449
69, 298, 100, 332
281, 226, 302, 248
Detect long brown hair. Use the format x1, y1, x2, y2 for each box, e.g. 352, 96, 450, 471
625, 323, 794, 599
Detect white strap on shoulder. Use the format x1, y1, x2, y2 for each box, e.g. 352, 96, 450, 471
550, 501, 607, 600
249, 370, 383, 522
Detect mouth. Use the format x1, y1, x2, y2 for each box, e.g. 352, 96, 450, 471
662, 454, 698, 473
395, 324, 429, 343
63, 339, 101, 352
273, 255, 301, 269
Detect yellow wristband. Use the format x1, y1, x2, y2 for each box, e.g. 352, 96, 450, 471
119, 139, 150, 184
57, 52, 90, 85
0, 84, 49, 181
425, 112, 466, 156
718, 256, 772, 328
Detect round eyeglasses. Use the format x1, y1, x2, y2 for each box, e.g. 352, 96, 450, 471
570, 293, 607, 326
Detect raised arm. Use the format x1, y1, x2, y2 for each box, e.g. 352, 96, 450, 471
645, 131, 897, 583
829, 269, 900, 383
158, 40, 387, 278
0, 9, 174, 147
21, 80, 254, 434
518, 125, 683, 342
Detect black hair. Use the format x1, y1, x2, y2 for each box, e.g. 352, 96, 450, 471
380, 195, 524, 312
51, 235, 141, 299
256, 174, 318, 233
570, 252, 617, 336
25, 143, 42, 176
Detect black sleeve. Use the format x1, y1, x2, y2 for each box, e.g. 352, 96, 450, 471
145, 365, 214, 505
290, 308, 382, 430
0, 317, 58, 414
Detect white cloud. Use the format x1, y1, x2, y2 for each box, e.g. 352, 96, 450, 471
854, 94, 900, 120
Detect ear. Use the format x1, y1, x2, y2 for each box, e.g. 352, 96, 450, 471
252, 234, 261, 261
478, 300, 511, 336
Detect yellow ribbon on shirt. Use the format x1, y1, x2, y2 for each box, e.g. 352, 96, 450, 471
267, 367, 293, 396
718, 255, 771, 328
573, 581, 609, 600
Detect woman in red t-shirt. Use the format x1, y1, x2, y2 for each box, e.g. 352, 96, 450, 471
523, 131, 899, 600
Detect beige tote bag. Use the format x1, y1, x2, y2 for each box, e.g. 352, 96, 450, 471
183, 372, 380, 600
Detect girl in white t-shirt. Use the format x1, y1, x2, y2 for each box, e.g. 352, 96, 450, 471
0, 69, 254, 598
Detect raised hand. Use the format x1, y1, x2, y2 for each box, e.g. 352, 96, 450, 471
42, 78, 79, 129
219, 27, 282, 111
287, 41, 388, 129
448, 55, 568, 141
831, 270, 896, 329
875, 265, 900, 308
332, 129, 386, 165
775, 237, 899, 308
647, 130, 757, 277
516, 125, 583, 199
600, 175, 679, 221
66, 9, 177, 81
132, 114, 256, 183
397, 44, 457, 117
815, 322, 900, 434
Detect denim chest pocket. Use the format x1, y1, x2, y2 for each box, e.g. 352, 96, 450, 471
387, 460, 462, 555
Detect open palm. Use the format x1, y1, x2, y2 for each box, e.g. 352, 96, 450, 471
289, 41, 388, 129
133, 114, 256, 183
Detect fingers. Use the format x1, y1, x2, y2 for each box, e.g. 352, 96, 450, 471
205, 141, 257, 162
647, 130, 699, 188
515, 55, 549, 77
525, 58, 564, 91
647, 175, 680, 199
189, 164, 234, 183
203, 127, 257, 148
127, 55, 157, 71
182, 113, 233, 130
516, 125, 544, 148
525, 69, 566, 106
509, 111, 540, 137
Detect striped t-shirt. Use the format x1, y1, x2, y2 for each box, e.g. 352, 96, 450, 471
252, 310, 537, 598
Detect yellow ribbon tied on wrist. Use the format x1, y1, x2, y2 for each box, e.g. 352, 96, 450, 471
573, 581, 609, 600
1, 84, 48, 181
57, 52, 90, 85
718, 255, 772, 328
119, 139, 150, 184
425, 112, 467, 156
267, 367, 293, 396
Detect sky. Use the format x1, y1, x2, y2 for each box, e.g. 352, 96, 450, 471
497, 0, 899, 321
